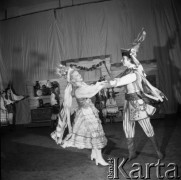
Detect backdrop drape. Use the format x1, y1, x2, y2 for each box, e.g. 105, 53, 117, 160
0, 0, 180, 124
0, 11, 58, 124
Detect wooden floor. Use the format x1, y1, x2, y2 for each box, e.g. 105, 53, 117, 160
1, 114, 181, 180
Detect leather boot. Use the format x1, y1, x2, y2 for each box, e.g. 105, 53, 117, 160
149, 136, 163, 159
126, 138, 137, 161
94, 149, 109, 166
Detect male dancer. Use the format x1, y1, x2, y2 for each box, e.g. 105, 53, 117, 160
110, 48, 167, 161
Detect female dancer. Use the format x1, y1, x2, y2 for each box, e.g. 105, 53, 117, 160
51, 66, 109, 166
51, 65, 136, 166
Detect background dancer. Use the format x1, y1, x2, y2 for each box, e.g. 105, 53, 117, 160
0, 84, 27, 129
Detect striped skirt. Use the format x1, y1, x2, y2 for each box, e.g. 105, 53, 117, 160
62, 106, 107, 149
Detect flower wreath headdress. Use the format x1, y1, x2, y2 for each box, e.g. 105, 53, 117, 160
56, 64, 69, 79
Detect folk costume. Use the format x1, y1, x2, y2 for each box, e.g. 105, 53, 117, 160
62, 83, 107, 149
0, 87, 25, 127
51, 66, 107, 150
120, 64, 165, 138
114, 29, 167, 160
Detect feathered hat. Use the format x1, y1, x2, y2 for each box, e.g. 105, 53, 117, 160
121, 28, 146, 58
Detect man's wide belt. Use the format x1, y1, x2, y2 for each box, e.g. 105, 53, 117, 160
125, 92, 142, 101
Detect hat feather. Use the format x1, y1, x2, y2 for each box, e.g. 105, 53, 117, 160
131, 28, 146, 55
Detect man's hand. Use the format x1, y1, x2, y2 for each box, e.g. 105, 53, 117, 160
108, 79, 117, 87
130, 48, 137, 57
98, 81, 109, 88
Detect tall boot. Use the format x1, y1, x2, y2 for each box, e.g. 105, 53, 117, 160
126, 138, 137, 161
149, 136, 163, 159
95, 149, 109, 166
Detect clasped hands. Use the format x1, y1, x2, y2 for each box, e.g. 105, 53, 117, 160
98, 79, 117, 88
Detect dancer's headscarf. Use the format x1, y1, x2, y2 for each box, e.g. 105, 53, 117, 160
51, 65, 75, 144
63, 67, 74, 109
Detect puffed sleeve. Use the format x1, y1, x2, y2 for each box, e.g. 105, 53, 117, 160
75, 82, 103, 98
109, 73, 137, 87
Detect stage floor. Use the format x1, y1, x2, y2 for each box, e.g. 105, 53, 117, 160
1, 114, 181, 180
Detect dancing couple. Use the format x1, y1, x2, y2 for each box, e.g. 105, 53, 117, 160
51, 30, 167, 166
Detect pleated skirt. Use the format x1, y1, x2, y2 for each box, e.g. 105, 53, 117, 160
62, 106, 107, 149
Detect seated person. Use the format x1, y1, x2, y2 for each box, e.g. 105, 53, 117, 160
95, 89, 107, 124
106, 88, 119, 123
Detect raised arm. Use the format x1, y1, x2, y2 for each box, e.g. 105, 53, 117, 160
130, 50, 147, 77
109, 73, 137, 87
10, 89, 24, 102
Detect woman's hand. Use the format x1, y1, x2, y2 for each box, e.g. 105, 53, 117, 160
98, 81, 109, 88
100, 80, 114, 89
